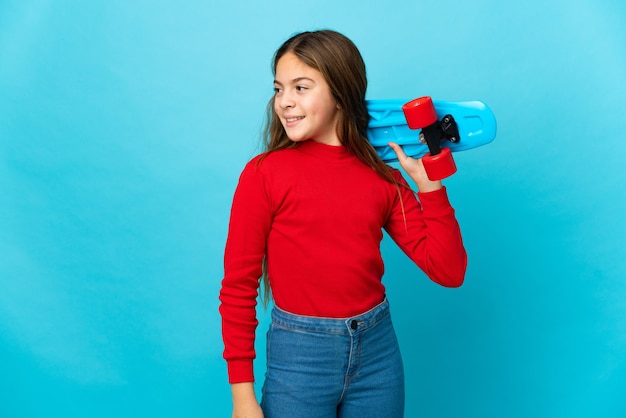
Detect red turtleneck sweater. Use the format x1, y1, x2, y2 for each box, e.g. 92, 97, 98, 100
219, 140, 467, 383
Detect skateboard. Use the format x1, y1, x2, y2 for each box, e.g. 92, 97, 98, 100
367, 97, 497, 179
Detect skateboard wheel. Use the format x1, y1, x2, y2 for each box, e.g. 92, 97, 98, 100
423, 147, 457, 180
402, 96, 438, 129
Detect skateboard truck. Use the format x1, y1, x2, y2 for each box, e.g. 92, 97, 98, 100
401, 96, 459, 180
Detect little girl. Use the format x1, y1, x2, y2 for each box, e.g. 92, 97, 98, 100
219, 30, 467, 418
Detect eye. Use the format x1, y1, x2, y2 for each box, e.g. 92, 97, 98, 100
296, 85, 308, 92
273, 86, 282, 94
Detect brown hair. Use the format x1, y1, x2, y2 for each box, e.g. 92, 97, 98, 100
259, 30, 406, 306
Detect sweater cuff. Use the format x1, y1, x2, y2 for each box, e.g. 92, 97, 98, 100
416, 186, 452, 211
227, 359, 255, 384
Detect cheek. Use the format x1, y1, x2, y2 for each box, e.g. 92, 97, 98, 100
322, 102, 340, 125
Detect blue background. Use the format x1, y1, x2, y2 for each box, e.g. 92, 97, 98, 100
1, 1, 625, 417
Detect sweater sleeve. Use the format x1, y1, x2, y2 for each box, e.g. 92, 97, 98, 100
219, 157, 272, 383
384, 174, 467, 287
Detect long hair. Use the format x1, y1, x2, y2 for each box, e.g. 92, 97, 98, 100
259, 30, 407, 306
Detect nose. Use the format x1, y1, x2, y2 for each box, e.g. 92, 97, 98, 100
277, 90, 295, 109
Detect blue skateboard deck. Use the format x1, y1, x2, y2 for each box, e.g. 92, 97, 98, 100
367, 99, 497, 163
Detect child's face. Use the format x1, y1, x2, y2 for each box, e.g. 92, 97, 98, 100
273, 52, 341, 146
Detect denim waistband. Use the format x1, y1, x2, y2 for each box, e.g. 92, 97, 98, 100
271, 298, 390, 334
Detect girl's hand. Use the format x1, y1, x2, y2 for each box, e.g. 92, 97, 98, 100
231, 383, 264, 418
388, 142, 442, 193
232, 403, 263, 418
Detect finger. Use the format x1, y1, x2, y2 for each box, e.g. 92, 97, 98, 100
388, 141, 408, 161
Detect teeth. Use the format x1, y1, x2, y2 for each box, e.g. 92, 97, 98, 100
286, 116, 303, 122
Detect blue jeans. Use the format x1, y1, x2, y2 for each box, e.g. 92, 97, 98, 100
261, 298, 405, 418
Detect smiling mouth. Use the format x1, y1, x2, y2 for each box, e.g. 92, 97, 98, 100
285, 116, 304, 123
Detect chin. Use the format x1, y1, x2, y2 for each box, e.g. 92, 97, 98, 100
286, 136, 310, 143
